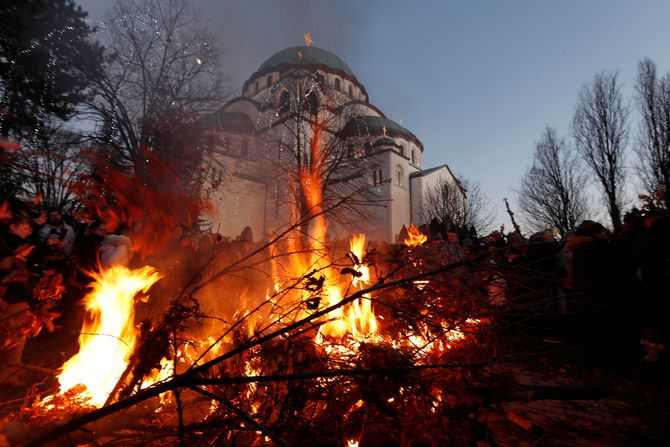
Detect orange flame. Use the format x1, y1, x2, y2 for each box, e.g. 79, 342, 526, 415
318, 234, 378, 343
403, 224, 427, 247
55, 266, 161, 407
345, 234, 377, 340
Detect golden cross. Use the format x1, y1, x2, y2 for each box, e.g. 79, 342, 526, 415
303, 32, 314, 47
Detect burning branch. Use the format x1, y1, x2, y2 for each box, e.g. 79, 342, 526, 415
19, 250, 487, 446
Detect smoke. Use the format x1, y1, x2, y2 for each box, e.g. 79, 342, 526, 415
77, 0, 365, 96
190, 0, 363, 94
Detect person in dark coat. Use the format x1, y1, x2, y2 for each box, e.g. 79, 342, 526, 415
0, 215, 36, 385
634, 210, 670, 362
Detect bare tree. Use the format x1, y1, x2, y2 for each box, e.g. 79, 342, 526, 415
0, 0, 103, 139
259, 73, 373, 233
634, 58, 670, 208
84, 0, 228, 181
422, 175, 494, 237
17, 125, 89, 210
572, 71, 629, 229
517, 126, 589, 235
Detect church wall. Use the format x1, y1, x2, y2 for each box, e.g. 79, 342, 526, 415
410, 166, 462, 228
387, 151, 412, 242
365, 177, 393, 242
410, 175, 424, 226
206, 155, 268, 242
423, 167, 459, 195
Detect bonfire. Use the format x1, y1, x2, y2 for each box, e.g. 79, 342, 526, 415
2, 113, 493, 447
0, 199, 497, 447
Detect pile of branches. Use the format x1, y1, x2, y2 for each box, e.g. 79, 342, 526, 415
5, 232, 509, 447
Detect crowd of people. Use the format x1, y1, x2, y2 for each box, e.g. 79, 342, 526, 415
2, 193, 669, 390
416, 209, 670, 365
0, 196, 261, 389
0, 199, 122, 385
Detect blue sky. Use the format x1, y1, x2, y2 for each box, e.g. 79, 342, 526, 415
78, 0, 670, 230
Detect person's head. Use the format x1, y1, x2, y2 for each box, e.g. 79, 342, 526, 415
576, 220, 608, 240
240, 226, 253, 243
447, 231, 458, 244
9, 215, 33, 239
89, 220, 107, 237
32, 209, 48, 226
47, 209, 63, 226
507, 232, 526, 247
507, 247, 523, 262
485, 231, 504, 247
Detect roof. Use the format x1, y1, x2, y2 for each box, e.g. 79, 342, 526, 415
205, 111, 255, 134
410, 164, 465, 195
410, 165, 445, 177
258, 46, 355, 77
373, 137, 397, 147
341, 115, 417, 140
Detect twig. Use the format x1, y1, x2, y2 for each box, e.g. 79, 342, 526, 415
504, 198, 522, 235
194, 361, 490, 386
174, 388, 185, 447
189, 385, 288, 447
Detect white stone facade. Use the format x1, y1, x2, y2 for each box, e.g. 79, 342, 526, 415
204, 46, 462, 243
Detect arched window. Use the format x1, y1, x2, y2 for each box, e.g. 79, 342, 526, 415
364, 141, 374, 155
372, 169, 383, 186
334, 77, 341, 90
400, 145, 405, 156
278, 91, 290, 114
396, 165, 404, 187
348, 85, 353, 97
305, 92, 318, 115
266, 75, 272, 88
241, 141, 249, 158
411, 149, 416, 165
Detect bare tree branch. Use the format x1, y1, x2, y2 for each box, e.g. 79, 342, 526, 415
572, 71, 629, 229
634, 58, 670, 208
421, 175, 495, 237
517, 126, 589, 235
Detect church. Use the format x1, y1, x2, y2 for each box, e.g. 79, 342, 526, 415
205, 45, 462, 243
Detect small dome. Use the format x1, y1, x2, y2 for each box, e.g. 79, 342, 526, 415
373, 137, 397, 147
258, 46, 355, 77
342, 116, 416, 139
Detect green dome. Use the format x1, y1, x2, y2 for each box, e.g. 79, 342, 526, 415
259, 46, 355, 77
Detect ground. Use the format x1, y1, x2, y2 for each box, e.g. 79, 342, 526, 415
1, 309, 669, 446
481, 338, 670, 446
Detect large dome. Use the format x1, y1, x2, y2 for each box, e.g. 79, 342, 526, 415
258, 46, 355, 77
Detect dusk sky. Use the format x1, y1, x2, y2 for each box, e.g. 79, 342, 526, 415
78, 0, 670, 230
